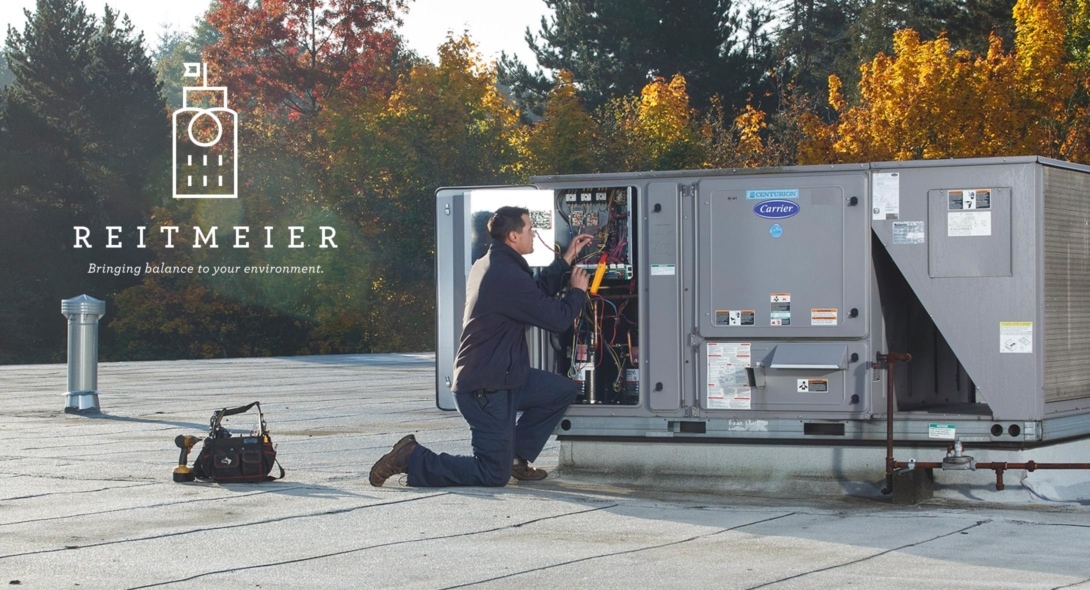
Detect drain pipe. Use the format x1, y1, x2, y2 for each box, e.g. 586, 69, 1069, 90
876, 351, 1090, 492
876, 352, 911, 495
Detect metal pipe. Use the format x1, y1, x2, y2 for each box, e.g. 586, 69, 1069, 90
61, 295, 105, 414
876, 352, 911, 494
876, 352, 1090, 494
891, 459, 1090, 491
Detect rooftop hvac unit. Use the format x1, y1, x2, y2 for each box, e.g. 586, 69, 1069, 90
435, 157, 1090, 447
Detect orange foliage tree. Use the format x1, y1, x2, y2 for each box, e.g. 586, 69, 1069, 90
204, 0, 406, 121
798, 0, 1088, 164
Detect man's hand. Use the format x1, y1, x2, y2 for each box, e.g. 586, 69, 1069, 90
563, 234, 595, 265
570, 266, 590, 292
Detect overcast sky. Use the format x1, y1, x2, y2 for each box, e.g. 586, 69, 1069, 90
0, 0, 551, 66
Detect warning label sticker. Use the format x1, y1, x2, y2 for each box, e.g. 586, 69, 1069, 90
948, 189, 991, 210
707, 342, 751, 410
770, 293, 791, 326
716, 310, 755, 326
811, 308, 838, 326
1000, 321, 1032, 354
797, 378, 829, 393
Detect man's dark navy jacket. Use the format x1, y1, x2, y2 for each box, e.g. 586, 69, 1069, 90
452, 240, 586, 394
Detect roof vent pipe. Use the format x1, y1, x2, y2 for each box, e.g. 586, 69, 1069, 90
61, 295, 105, 414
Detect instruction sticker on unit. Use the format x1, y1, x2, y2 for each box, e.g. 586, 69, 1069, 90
948, 211, 992, 236
892, 221, 925, 245
706, 342, 751, 410
797, 378, 828, 393
873, 172, 900, 220
650, 264, 676, 276
810, 308, 838, 326
770, 293, 791, 326
715, 310, 755, 326
948, 189, 991, 210
928, 423, 957, 440
1000, 321, 1033, 353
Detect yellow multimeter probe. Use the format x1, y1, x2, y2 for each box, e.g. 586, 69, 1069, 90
590, 253, 609, 295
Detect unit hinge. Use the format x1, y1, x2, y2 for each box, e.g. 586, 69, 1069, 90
679, 182, 698, 200
684, 406, 705, 418
688, 330, 705, 349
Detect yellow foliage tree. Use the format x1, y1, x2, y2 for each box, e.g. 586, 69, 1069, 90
524, 70, 597, 175
594, 73, 703, 171
730, 105, 769, 167
1057, 0, 1090, 162
698, 101, 772, 169
800, 0, 1082, 164
319, 34, 524, 351
381, 35, 524, 182
639, 75, 694, 149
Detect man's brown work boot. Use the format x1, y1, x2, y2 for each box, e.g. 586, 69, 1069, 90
511, 455, 548, 481
369, 434, 417, 487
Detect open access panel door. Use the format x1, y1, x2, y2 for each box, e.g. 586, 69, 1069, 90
434, 187, 556, 410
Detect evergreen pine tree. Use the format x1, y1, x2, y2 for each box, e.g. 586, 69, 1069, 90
500, 0, 775, 117
0, 0, 167, 363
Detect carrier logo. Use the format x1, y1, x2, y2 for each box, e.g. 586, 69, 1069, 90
754, 200, 800, 219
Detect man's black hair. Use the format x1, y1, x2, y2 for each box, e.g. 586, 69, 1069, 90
488, 206, 530, 241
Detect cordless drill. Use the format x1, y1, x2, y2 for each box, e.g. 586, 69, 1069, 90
173, 435, 200, 482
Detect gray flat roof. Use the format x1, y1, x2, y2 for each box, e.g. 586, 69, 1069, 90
3, 354, 1090, 588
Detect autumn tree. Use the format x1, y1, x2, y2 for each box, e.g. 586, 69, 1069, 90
699, 102, 773, 168
111, 0, 414, 359
595, 74, 703, 172
204, 0, 409, 121
523, 70, 597, 176
636, 74, 703, 169
320, 35, 523, 351
1057, 0, 1090, 162
798, 0, 1078, 163
1064, 0, 1090, 66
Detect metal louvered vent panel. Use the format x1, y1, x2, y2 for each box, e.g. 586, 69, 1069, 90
1044, 167, 1090, 402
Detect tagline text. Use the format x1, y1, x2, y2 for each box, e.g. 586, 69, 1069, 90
87, 263, 324, 277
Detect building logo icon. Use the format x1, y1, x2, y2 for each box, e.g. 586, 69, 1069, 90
172, 62, 238, 198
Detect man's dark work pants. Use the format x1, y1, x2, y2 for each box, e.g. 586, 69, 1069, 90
406, 368, 578, 486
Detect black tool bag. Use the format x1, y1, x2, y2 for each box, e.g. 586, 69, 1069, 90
193, 401, 284, 483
